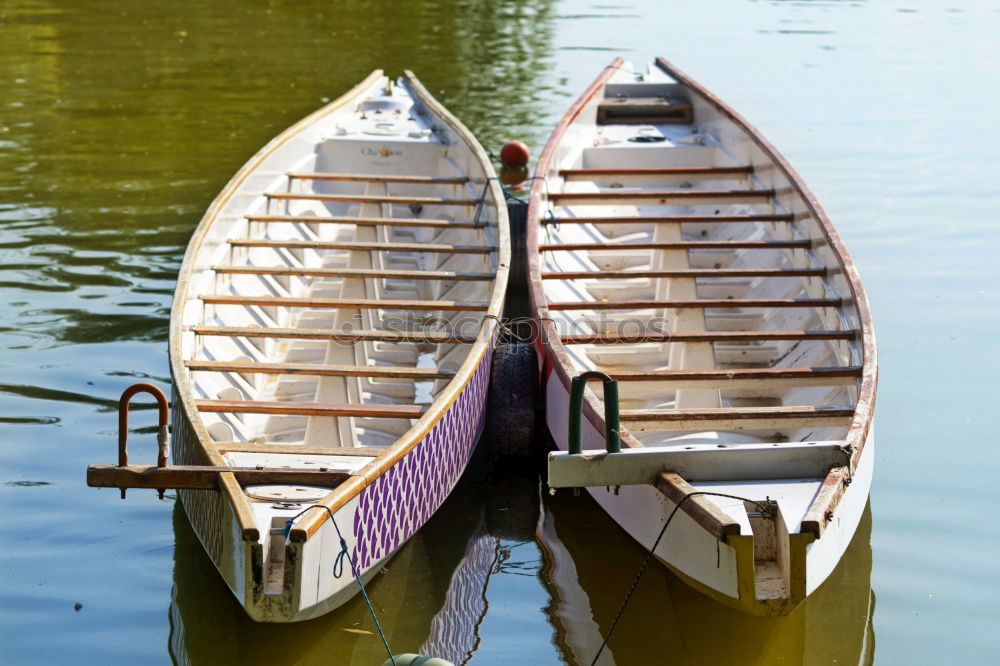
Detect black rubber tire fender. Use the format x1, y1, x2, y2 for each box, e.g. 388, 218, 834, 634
484, 342, 539, 457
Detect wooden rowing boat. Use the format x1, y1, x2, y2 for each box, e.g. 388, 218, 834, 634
151, 70, 506, 622
532, 58, 876, 616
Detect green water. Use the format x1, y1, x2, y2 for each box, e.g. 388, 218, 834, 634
1, 0, 997, 663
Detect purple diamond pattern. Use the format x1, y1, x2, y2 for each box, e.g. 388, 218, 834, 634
352, 345, 493, 570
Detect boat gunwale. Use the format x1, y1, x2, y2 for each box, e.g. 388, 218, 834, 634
168, 69, 510, 546
525, 57, 876, 540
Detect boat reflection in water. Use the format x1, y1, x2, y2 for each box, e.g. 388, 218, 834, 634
168, 460, 873, 665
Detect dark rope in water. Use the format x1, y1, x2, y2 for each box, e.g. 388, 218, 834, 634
591, 491, 770, 665
285, 505, 395, 666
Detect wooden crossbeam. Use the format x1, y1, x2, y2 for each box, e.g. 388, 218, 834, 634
264, 192, 479, 206
560, 330, 857, 345
539, 240, 810, 252
191, 326, 478, 344
186, 360, 456, 379
541, 268, 826, 279
607, 366, 862, 386
287, 172, 469, 184
196, 400, 426, 418
229, 239, 495, 254
87, 464, 350, 490
245, 214, 485, 229
620, 406, 855, 431
547, 298, 842, 311
216, 442, 385, 456
559, 166, 753, 181
200, 295, 489, 311
211, 265, 494, 281
548, 189, 774, 205
543, 214, 794, 225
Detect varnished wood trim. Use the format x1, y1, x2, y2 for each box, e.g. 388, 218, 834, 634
195, 400, 425, 418
264, 192, 479, 206
542, 268, 826, 279
229, 239, 495, 254
215, 442, 385, 456
560, 330, 857, 345
560, 166, 753, 179
200, 294, 489, 311
548, 188, 774, 203
539, 240, 810, 251
190, 326, 478, 344
211, 265, 494, 281
185, 360, 456, 379
621, 406, 855, 427
287, 172, 469, 184
543, 214, 793, 225
547, 298, 842, 310
87, 464, 350, 490
246, 214, 485, 229
655, 473, 742, 539
609, 366, 861, 384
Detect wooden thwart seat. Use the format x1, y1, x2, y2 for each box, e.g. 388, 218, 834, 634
215, 442, 386, 456
287, 172, 469, 184
547, 297, 843, 310
191, 326, 479, 344
211, 266, 495, 281
620, 406, 855, 431
87, 465, 352, 490
559, 166, 753, 180
542, 214, 794, 225
185, 360, 456, 379
559, 330, 857, 344
200, 295, 489, 311
229, 239, 495, 254
246, 214, 486, 230
548, 189, 774, 205
606, 366, 862, 387
538, 240, 811, 251
196, 400, 426, 418
542, 268, 827, 279
264, 192, 479, 206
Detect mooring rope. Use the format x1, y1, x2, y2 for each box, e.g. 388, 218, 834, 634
284, 505, 395, 666
591, 491, 772, 665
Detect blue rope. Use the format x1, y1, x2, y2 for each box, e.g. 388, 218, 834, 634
285, 505, 395, 666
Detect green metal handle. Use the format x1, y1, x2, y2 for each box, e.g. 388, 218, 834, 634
568, 371, 620, 454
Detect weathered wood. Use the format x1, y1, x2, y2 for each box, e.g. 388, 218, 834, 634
655, 473, 742, 539
190, 325, 478, 344
215, 442, 385, 456
542, 268, 827, 279
87, 464, 351, 490
547, 298, 842, 311
548, 188, 774, 205
287, 172, 469, 184
229, 239, 495, 254
539, 239, 810, 251
195, 400, 426, 418
597, 97, 693, 125
560, 166, 753, 180
211, 265, 494, 281
185, 360, 456, 379
245, 214, 484, 230
560, 330, 856, 345
264, 192, 479, 206
620, 406, 855, 431
607, 366, 862, 388
200, 294, 489, 311
543, 214, 794, 225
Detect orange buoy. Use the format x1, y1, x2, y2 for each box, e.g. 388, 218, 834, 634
499, 140, 530, 168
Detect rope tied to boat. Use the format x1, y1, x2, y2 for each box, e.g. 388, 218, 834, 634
590, 491, 774, 666
284, 505, 395, 666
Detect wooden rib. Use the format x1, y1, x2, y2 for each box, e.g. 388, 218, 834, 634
608, 366, 862, 388
560, 166, 753, 180
621, 406, 855, 431
191, 326, 477, 344
246, 214, 485, 229
539, 240, 810, 251
542, 268, 826, 279
548, 188, 774, 205
196, 400, 425, 418
547, 297, 842, 310
215, 442, 386, 456
543, 214, 794, 225
229, 239, 494, 254
87, 464, 350, 490
560, 330, 857, 345
287, 172, 469, 184
186, 360, 456, 379
211, 265, 494, 281
200, 295, 488, 311
655, 473, 741, 539
264, 192, 479, 206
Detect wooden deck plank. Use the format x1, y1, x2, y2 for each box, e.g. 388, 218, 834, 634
547, 298, 841, 311
190, 326, 478, 344
264, 192, 479, 206
246, 214, 485, 229
543, 214, 794, 225
185, 360, 456, 379
539, 240, 810, 251
200, 294, 489, 311
211, 265, 495, 281
287, 172, 469, 184
195, 399, 426, 418
229, 239, 495, 254
541, 268, 827, 279
87, 464, 350, 490
560, 330, 857, 344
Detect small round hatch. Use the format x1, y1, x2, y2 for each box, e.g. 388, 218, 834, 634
246, 485, 330, 502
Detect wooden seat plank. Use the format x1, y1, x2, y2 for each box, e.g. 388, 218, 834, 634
186, 360, 456, 379
548, 188, 774, 205
559, 166, 753, 180
190, 326, 478, 344
264, 192, 479, 206
200, 295, 489, 311
541, 268, 827, 279
287, 172, 469, 184
559, 330, 857, 345
543, 214, 794, 225
246, 214, 485, 229
87, 464, 351, 490
619, 406, 855, 431
229, 239, 494, 254
539, 240, 810, 251
547, 298, 842, 310
215, 442, 386, 456
196, 400, 426, 418
211, 265, 494, 281
606, 366, 862, 388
